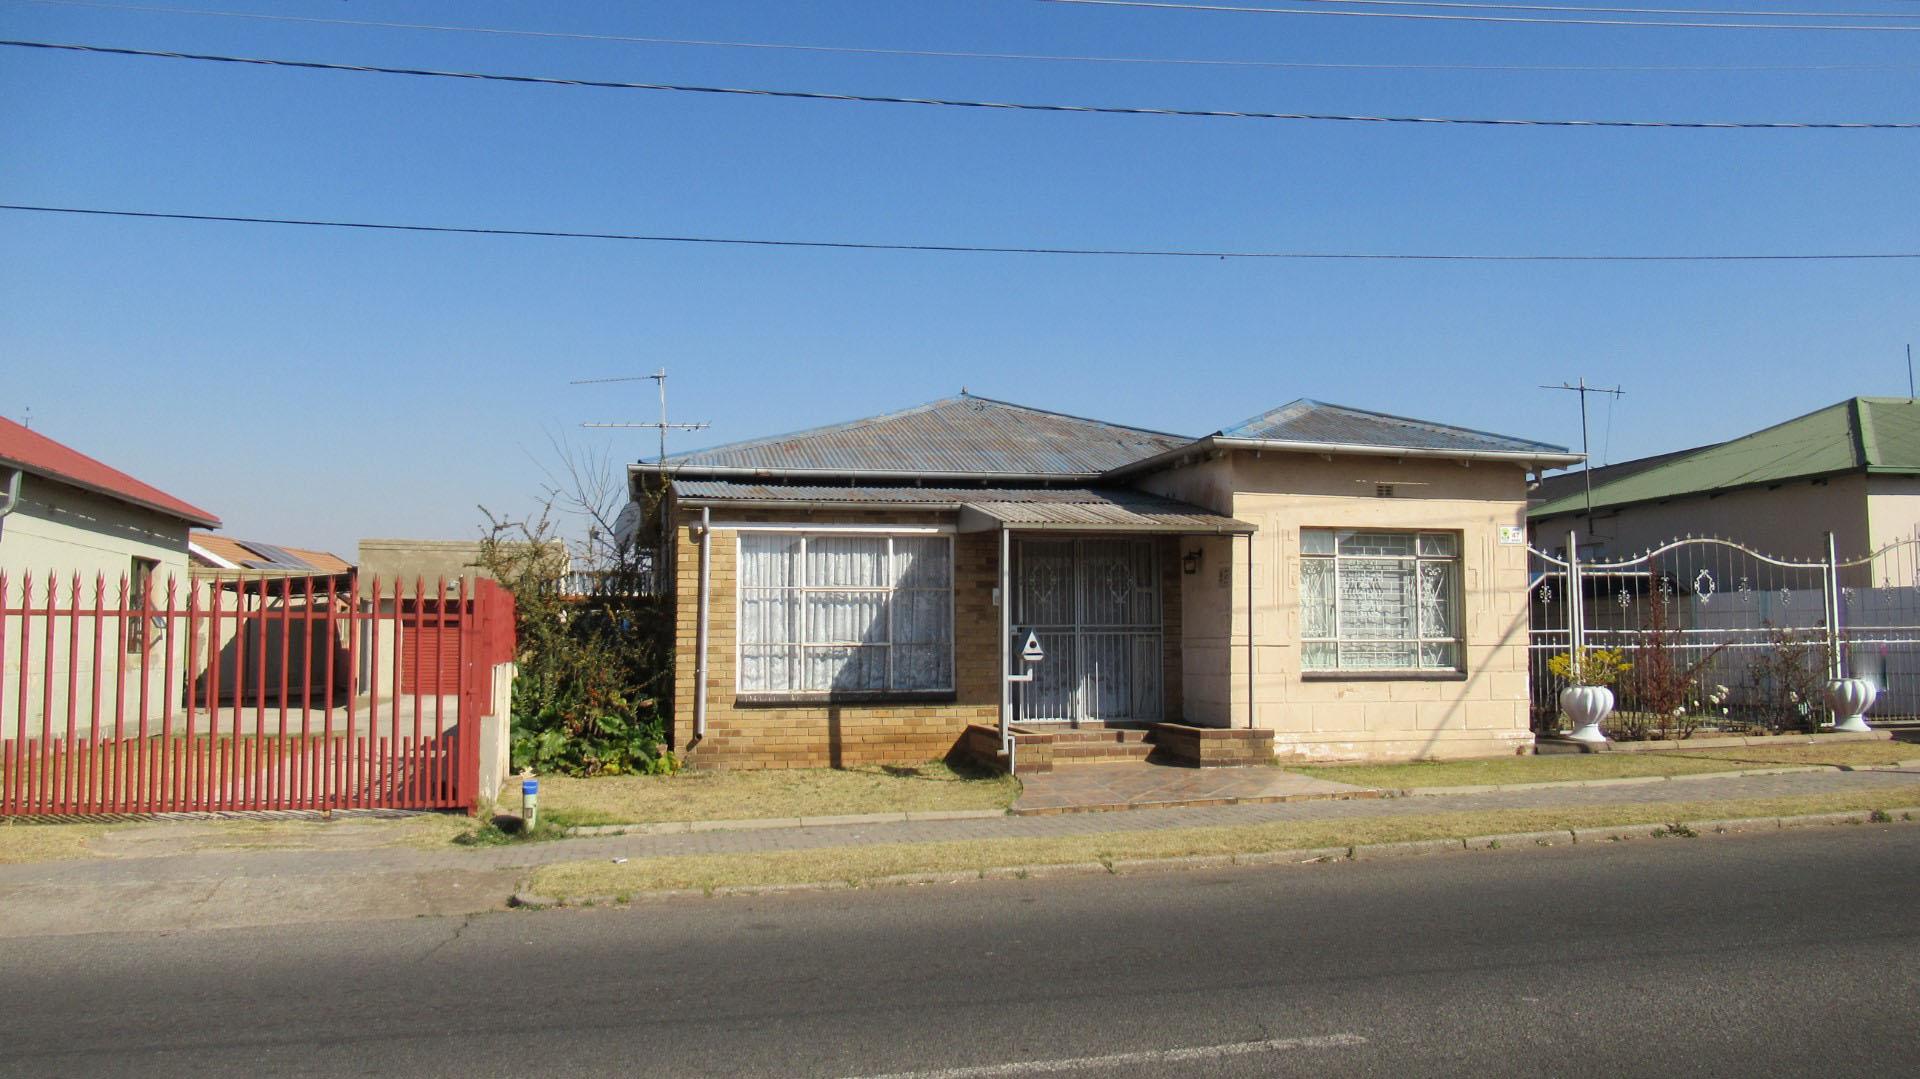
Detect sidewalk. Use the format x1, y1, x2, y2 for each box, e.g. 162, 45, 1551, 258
3, 767, 1918, 937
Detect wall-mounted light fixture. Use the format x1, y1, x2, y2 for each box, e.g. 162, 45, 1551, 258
1182, 548, 1203, 576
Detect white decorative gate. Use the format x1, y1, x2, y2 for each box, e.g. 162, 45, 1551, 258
1526, 533, 1904, 734
1013, 537, 1162, 724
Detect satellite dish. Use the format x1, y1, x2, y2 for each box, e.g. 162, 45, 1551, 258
1021, 631, 1045, 665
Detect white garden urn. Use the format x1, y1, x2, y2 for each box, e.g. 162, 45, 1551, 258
1560, 685, 1615, 744
1824, 677, 1877, 734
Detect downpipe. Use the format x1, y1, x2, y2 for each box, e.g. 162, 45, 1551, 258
694, 506, 711, 742
0, 468, 20, 519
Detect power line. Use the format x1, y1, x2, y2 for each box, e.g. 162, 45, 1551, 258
1039, 0, 1920, 31
9, 203, 1920, 262
1052, 0, 1920, 18
13, 0, 1920, 73
7, 39, 1918, 129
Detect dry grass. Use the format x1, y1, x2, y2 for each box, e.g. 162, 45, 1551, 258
1290, 740, 1919, 790
0, 821, 110, 864
0, 811, 473, 864
511, 762, 1019, 827
526, 789, 1915, 898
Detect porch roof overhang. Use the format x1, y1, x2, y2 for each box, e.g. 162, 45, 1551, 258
670, 479, 1254, 535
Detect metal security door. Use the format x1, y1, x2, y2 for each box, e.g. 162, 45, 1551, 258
1013, 537, 1162, 724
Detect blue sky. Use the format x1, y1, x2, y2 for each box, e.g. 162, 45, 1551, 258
3, 0, 1918, 556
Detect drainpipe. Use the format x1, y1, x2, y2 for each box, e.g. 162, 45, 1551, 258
0, 468, 20, 519
694, 506, 711, 742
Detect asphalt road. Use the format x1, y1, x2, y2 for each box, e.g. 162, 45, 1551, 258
2, 826, 1916, 1078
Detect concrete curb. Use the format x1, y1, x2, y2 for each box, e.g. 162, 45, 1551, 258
563, 808, 1007, 838
1402, 760, 1920, 798
509, 805, 1920, 909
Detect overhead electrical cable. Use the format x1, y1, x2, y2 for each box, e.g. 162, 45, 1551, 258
10, 0, 1920, 71
5, 40, 1917, 129
1046, 0, 1920, 19
1037, 0, 1920, 30
7, 204, 1920, 262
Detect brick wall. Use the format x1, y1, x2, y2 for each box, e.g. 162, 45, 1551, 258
669, 510, 1189, 769
671, 508, 997, 770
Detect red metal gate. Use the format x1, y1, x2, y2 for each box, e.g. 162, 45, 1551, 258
0, 571, 515, 817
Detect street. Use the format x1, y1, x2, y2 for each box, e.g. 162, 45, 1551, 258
2, 824, 1916, 1077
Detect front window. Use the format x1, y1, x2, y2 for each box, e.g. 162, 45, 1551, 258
738, 532, 953, 694
1300, 529, 1461, 673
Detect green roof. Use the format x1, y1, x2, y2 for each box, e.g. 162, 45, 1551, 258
1529, 397, 1920, 519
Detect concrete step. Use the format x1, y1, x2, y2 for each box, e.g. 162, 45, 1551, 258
1051, 742, 1158, 765
1037, 727, 1154, 746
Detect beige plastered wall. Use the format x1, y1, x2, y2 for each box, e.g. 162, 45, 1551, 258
1, 474, 195, 739
1137, 451, 1535, 762
1529, 474, 1870, 565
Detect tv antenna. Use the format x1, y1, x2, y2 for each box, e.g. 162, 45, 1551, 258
574, 368, 709, 465
1541, 377, 1626, 533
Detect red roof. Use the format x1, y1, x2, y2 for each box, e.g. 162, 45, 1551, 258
0, 417, 221, 528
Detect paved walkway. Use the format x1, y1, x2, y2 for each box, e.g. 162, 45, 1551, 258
1012, 762, 1374, 814
3, 767, 1917, 937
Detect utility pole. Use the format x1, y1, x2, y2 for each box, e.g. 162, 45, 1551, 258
1541, 378, 1626, 538
574, 369, 710, 581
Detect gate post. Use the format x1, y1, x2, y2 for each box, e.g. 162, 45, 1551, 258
1823, 531, 1842, 680
1567, 532, 1583, 660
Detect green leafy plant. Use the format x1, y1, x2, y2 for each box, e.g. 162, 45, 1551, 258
1547, 647, 1632, 689
479, 442, 678, 779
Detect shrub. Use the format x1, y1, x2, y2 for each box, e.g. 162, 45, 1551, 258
1615, 596, 1726, 741
479, 456, 677, 778
1547, 647, 1632, 689
1742, 624, 1829, 734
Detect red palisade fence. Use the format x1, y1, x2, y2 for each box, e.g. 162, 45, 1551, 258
0, 571, 515, 817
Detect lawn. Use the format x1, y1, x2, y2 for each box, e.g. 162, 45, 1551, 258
525, 789, 1916, 898
497, 761, 1019, 828
1288, 740, 1919, 790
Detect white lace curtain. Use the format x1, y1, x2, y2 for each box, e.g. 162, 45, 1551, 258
1301, 530, 1460, 671
739, 533, 953, 693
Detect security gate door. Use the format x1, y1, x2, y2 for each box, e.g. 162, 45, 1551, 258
1013, 537, 1163, 724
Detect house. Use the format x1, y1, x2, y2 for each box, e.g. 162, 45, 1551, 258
632, 394, 1579, 770
1530, 397, 1920, 564
187, 533, 356, 708
1, 417, 220, 589
1, 417, 220, 736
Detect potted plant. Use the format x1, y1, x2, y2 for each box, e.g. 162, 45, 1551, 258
1548, 647, 1631, 744
1824, 675, 1877, 733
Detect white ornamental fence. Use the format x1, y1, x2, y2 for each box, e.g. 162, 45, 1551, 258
1527, 534, 1920, 735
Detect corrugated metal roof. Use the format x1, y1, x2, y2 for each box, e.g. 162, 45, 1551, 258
660, 395, 1190, 478
190, 532, 354, 573
1528, 397, 1920, 519
1220, 399, 1568, 455
0, 416, 220, 527
673, 479, 1253, 534
959, 501, 1253, 534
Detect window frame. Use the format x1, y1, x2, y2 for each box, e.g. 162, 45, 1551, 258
1299, 528, 1464, 677
733, 528, 957, 699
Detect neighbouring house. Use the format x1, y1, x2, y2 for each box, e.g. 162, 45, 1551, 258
1528, 397, 1920, 722
0, 417, 221, 736
632, 393, 1579, 770
1530, 397, 1920, 564
188, 533, 356, 708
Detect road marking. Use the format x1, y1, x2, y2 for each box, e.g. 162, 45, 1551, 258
843, 1033, 1368, 1078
